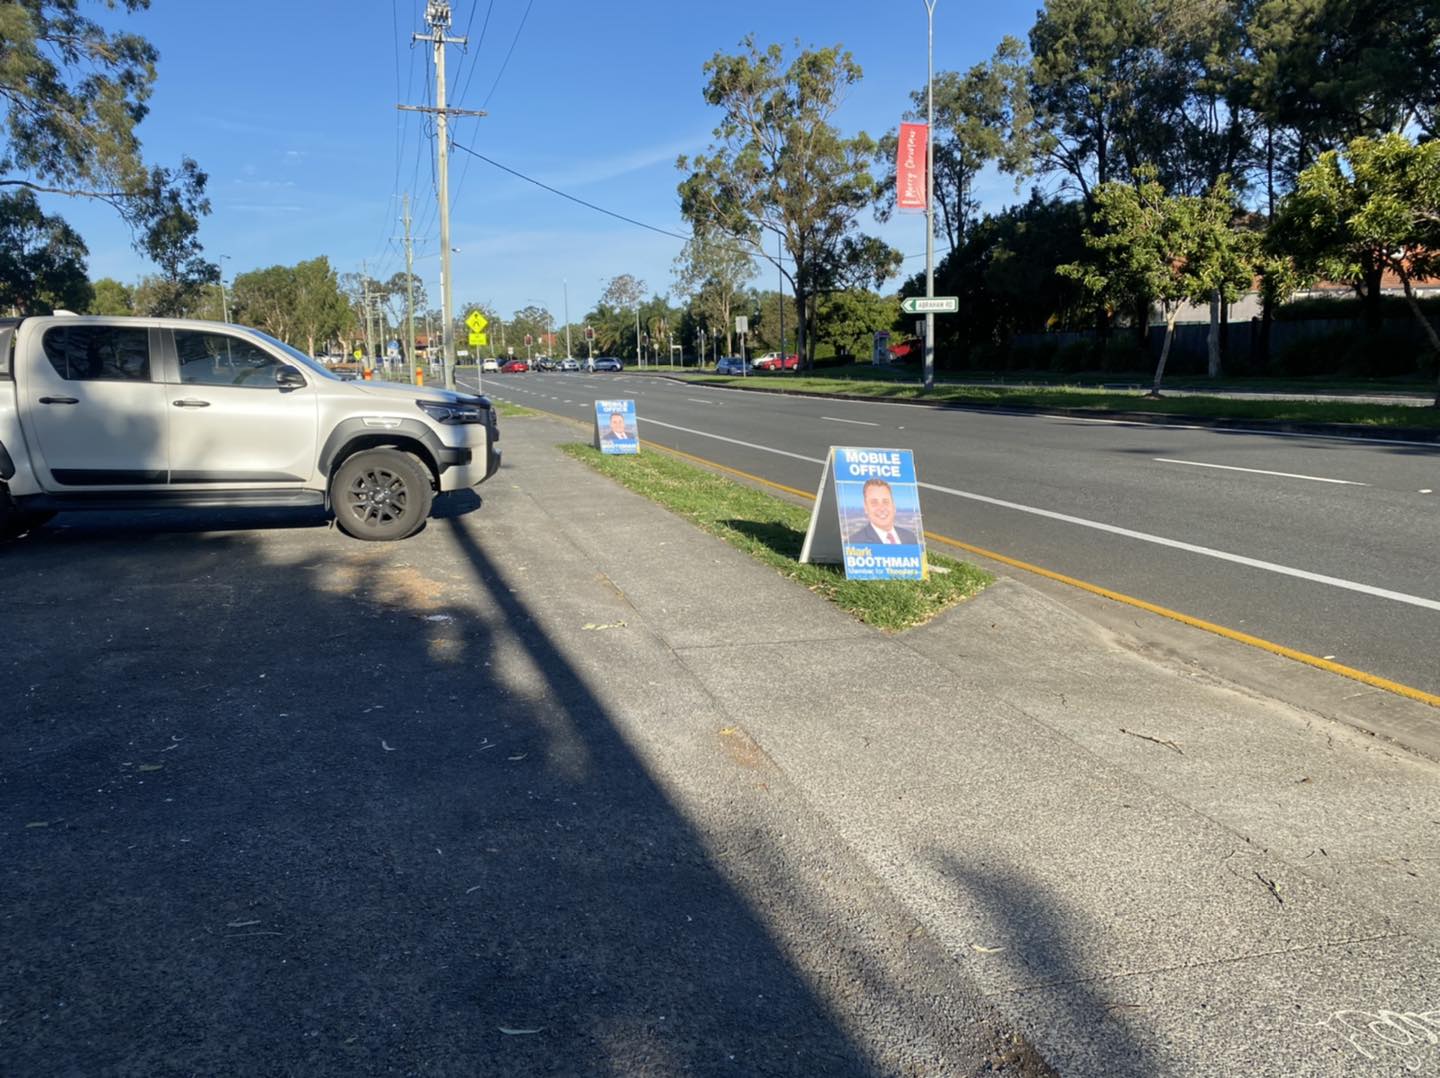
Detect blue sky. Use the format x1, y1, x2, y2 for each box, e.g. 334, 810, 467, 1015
60, 0, 1037, 323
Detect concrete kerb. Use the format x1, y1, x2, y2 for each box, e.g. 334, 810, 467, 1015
497, 412, 1440, 1075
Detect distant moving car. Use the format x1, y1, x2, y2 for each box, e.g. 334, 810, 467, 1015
481, 357, 500, 372
559, 358, 580, 372
754, 352, 799, 371
715, 356, 752, 375
500, 359, 529, 373
591, 356, 622, 372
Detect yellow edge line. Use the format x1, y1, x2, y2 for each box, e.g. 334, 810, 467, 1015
517, 399, 1440, 709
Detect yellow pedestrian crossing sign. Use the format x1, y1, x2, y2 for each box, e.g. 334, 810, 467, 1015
465, 310, 488, 334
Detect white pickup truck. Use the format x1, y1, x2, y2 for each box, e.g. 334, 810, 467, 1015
0, 314, 500, 541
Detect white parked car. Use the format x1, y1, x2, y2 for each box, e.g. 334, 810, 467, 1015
481, 357, 500, 372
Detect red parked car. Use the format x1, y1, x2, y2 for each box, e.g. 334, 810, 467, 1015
500, 359, 529, 372
754, 352, 799, 370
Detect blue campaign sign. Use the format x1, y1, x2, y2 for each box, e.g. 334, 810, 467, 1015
831, 447, 926, 580
594, 399, 639, 455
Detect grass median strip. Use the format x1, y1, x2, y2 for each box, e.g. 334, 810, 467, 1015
681, 375, 1439, 429
492, 399, 537, 418
559, 443, 991, 631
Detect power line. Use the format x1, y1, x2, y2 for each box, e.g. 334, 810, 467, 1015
480, 0, 535, 110
456, 0, 495, 105
451, 141, 694, 242
449, 141, 950, 267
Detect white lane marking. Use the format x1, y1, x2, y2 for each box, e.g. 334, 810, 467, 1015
822, 416, 880, 427
1153, 458, 1369, 486
642, 418, 826, 465
686, 398, 717, 405
643, 417, 1440, 613
920, 478, 1440, 612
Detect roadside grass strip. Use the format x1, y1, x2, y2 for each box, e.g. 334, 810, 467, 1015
491, 399, 538, 418
560, 443, 991, 631
688, 376, 1440, 429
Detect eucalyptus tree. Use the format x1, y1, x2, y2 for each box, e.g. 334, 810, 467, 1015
0, 189, 90, 313
679, 38, 900, 369
672, 229, 755, 354
0, 0, 214, 307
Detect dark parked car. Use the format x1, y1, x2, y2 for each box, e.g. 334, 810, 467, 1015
591, 356, 622, 372
534, 357, 557, 371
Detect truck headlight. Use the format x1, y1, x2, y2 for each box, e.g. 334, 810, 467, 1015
417, 399, 485, 424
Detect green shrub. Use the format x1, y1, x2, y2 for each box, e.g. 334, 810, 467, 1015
1100, 336, 1148, 373
1271, 327, 1430, 378
1008, 341, 1057, 371
1053, 339, 1099, 373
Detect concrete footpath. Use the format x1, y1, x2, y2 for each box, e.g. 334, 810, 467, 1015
491, 413, 1440, 1077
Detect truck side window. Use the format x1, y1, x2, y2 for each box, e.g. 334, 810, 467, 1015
42, 326, 151, 381
175, 331, 284, 387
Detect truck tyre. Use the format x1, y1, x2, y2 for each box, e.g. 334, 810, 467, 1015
0, 485, 54, 540
330, 448, 433, 541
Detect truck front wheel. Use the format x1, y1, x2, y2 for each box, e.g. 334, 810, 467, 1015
330, 449, 434, 541
0, 486, 54, 540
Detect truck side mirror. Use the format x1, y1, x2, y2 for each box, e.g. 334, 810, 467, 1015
276, 367, 306, 389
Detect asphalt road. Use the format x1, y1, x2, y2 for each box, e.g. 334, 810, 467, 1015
471, 371, 1440, 698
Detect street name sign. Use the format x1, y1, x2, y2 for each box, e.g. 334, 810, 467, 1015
900, 296, 959, 314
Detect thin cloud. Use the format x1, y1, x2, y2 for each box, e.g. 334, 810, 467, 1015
532, 131, 710, 190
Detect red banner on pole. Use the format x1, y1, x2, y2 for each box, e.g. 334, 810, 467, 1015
896, 122, 928, 212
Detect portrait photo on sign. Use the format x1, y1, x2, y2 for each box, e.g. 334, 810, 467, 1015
837, 475, 924, 547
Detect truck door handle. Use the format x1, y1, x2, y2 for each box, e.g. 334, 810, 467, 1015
172, 399, 211, 408
39, 396, 79, 405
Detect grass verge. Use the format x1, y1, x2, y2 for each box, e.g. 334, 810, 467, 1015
559, 443, 991, 631
492, 398, 537, 418
680, 373, 1440, 430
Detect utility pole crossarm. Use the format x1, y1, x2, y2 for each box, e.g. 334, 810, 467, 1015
396, 104, 488, 118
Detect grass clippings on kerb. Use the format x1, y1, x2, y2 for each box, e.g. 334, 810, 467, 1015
559, 443, 991, 631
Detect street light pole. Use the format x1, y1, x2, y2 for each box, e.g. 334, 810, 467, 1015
563, 278, 572, 358
923, 0, 938, 393
777, 232, 784, 359
216, 254, 230, 323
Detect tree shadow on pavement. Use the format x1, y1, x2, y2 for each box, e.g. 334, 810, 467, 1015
934, 855, 1170, 1078
0, 511, 903, 1076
